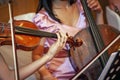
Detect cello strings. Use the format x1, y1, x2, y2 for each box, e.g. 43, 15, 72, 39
81, 0, 108, 71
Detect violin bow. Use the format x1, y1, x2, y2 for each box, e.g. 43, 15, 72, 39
8, 0, 20, 80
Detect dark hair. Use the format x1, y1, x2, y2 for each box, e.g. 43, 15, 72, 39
36, 0, 76, 23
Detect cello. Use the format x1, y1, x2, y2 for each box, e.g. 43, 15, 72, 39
70, 0, 120, 80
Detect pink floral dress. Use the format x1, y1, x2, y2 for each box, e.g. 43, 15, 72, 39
32, 1, 86, 80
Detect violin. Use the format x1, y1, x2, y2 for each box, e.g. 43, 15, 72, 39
0, 20, 82, 51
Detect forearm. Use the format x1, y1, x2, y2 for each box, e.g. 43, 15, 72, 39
38, 66, 54, 79
96, 11, 104, 25
19, 54, 51, 80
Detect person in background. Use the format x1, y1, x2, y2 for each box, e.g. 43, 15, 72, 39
0, 31, 67, 80
32, 0, 104, 80
108, 0, 120, 15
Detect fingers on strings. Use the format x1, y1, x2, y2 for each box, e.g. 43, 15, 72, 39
56, 31, 67, 47
87, 0, 101, 11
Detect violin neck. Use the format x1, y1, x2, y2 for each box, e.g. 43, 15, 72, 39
15, 26, 57, 38
0, 22, 57, 38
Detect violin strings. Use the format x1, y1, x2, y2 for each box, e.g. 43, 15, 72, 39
15, 26, 57, 38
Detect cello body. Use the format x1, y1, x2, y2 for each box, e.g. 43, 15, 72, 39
70, 24, 120, 79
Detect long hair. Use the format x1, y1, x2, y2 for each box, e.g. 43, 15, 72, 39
36, 0, 76, 23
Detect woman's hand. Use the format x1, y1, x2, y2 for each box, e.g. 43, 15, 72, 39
87, 0, 104, 24
46, 31, 67, 60
87, 0, 103, 13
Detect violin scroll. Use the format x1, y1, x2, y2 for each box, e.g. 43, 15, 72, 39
66, 33, 83, 48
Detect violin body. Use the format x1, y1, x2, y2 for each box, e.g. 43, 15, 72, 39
0, 20, 40, 51
70, 24, 120, 79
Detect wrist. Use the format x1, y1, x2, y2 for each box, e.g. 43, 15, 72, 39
96, 11, 104, 24
97, 10, 103, 16
44, 53, 53, 61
